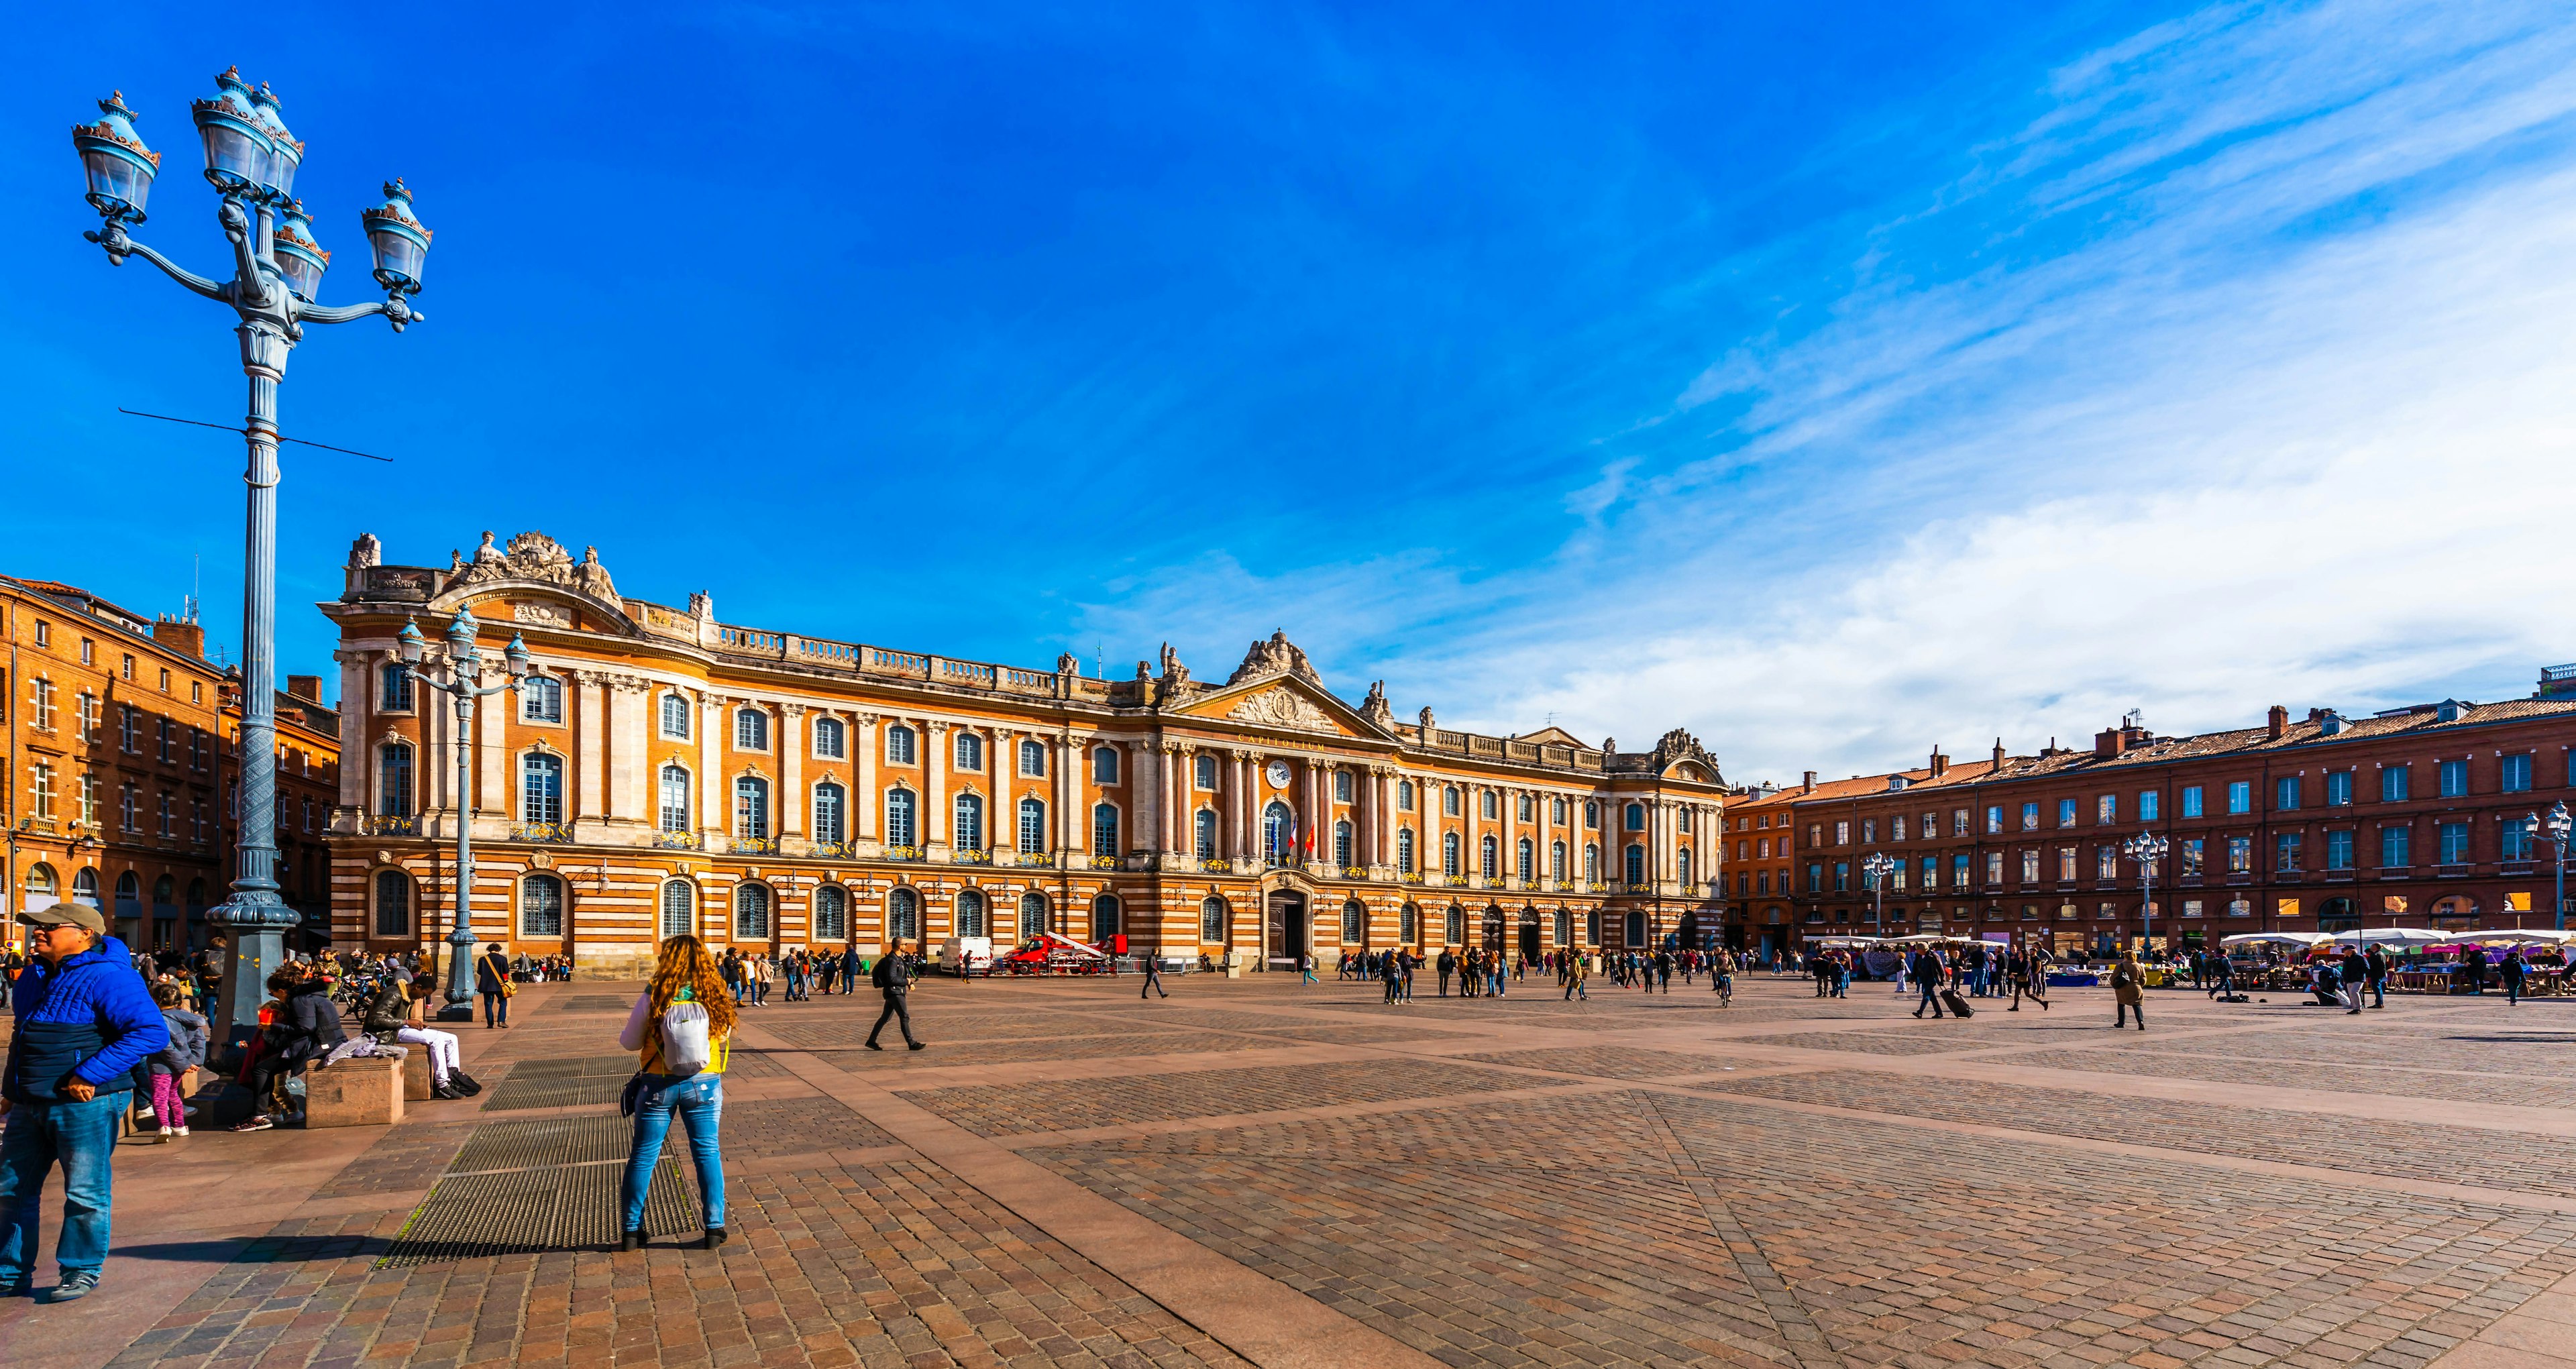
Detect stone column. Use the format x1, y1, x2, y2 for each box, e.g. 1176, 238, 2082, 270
333, 650, 366, 812
698, 695, 723, 842
476, 682, 506, 824
607, 676, 646, 825
780, 704, 806, 841
1126, 738, 1155, 863
1059, 733, 1081, 859
574, 673, 606, 832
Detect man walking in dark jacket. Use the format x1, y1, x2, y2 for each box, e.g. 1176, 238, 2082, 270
1909, 948, 1949, 1018
0, 903, 168, 1303
865, 942, 926, 1050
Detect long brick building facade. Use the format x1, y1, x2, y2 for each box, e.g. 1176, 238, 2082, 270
323, 531, 1729, 978
1722, 690, 2576, 958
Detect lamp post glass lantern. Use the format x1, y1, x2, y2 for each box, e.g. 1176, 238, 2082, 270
2532, 801, 2571, 932
72, 68, 430, 1051
1861, 853, 1894, 930
2123, 831, 2169, 956
400, 616, 532, 1020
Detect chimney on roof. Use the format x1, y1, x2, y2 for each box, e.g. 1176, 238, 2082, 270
151, 616, 205, 659
286, 674, 323, 703
1929, 747, 1949, 777
2267, 704, 2289, 739
1801, 771, 1817, 795
2094, 727, 2126, 759
1992, 738, 2005, 767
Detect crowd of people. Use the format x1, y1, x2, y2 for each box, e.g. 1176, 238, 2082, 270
1327, 944, 1747, 1005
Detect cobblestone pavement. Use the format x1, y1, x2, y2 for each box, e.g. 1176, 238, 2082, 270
17, 973, 2576, 1369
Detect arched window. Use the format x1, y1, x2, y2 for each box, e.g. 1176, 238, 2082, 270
1200, 896, 1228, 941
956, 889, 987, 938
1397, 828, 1416, 874
1550, 841, 1567, 881
660, 692, 691, 738
1019, 798, 1047, 853
1398, 779, 1415, 810
1399, 903, 1419, 942
1092, 746, 1120, 784
1551, 797, 1566, 825
812, 781, 847, 844
735, 775, 770, 839
814, 885, 847, 940
1553, 908, 1570, 946
1584, 800, 1599, 829
1093, 802, 1120, 855
152, 875, 174, 909
885, 724, 917, 765
1442, 832, 1460, 877
1443, 786, 1460, 816
1019, 891, 1050, 934
735, 707, 769, 751
660, 879, 696, 938
1587, 909, 1602, 944
1092, 893, 1122, 938
1333, 820, 1354, 867
1585, 844, 1601, 882
1518, 793, 1534, 822
1678, 849, 1693, 885
25, 863, 56, 899
658, 765, 691, 833
379, 661, 413, 712
1194, 810, 1218, 861
1444, 905, 1465, 944
1481, 790, 1497, 820
1624, 802, 1646, 831
523, 873, 565, 937
1342, 899, 1366, 943
1517, 838, 1534, 881
1625, 844, 1646, 885
812, 716, 846, 759
522, 753, 564, 825
735, 882, 770, 940
1022, 739, 1047, 777
1264, 802, 1295, 865
1194, 754, 1217, 789
885, 787, 918, 847
1677, 808, 1693, 834
1625, 908, 1648, 946
955, 731, 983, 771
888, 887, 920, 941
376, 742, 413, 816
521, 674, 564, 723
953, 792, 984, 851
1479, 834, 1498, 878
1334, 771, 1354, 802
374, 869, 411, 937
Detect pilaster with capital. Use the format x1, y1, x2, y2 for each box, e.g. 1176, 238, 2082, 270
571, 671, 608, 840
780, 703, 807, 844
697, 695, 724, 840
925, 720, 951, 859
854, 714, 879, 846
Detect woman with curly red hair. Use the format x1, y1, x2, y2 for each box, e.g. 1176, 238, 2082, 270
615, 934, 736, 1250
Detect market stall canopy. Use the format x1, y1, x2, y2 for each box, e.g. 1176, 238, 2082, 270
2462, 929, 2576, 944
2222, 932, 2334, 948
2326, 928, 2450, 946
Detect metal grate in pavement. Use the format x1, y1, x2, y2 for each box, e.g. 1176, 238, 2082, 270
505, 1054, 639, 1079
448, 1115, 636, 1172
556, 995, 635, 1012
480, 1075, 631, 1111
376, 1157, 698, 1265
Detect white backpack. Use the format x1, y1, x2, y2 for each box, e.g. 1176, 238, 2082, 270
659, 998, 713, 1075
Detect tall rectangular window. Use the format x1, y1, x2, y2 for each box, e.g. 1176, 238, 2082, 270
2381, 826, 2410, 868
2057, 798, 2075, 828
2180, 838, 2203, 875
1951, 853, 1969, 888
1806, 863, 1823, 893
2021, 802, 2039, 831
2439, 820, 2470, 864
2021, 849, 2039, 883
2325, 771, 2353, 806
2275, 777, 2301, 812
2139, 790, 2159, 821
2181, 785, 2203, 818
1834, 820, 1849, 845
2226, 836, 2251, 873
2274, 832, 2302, 871
2439, 760, 2468, 798
1833, 861, 1849, 891
2057, 846, 2076, 881
2502, 816, 2533, 861
1984, 851, 2003, 884
2096, 794, 2117, 824
1986, 806, 2002, 834
1861, 818, 1875, 844
2381, 765, 2410, 802
2502, 753, 2533, 793
2325, 830, 2353, 869
2226, 781, 2251, 815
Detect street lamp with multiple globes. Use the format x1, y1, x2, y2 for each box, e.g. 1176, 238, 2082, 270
2526, 800, 2571, 933
2123, 831, 2169, 957
397, 615, 532, 1021
1860, 852, 1896, 931
72, 69, 431, 1050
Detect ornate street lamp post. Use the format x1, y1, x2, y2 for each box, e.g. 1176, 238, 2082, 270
2526, 801, 2571, 934
398, 616, 530, 1021
2123, 831, 2169, 958
1860, 852, 1894, 932
73, 71, 431, 1051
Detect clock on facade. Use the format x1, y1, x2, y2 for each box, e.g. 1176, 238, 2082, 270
1265, 759, 1293, 788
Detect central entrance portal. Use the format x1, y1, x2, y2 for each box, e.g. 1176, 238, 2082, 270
1265, 892, 1307, 970
1517, 915, 1540, 963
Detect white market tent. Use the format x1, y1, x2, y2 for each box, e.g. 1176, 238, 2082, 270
2325, 928, 2451, 946
2222, 932, 2334, 948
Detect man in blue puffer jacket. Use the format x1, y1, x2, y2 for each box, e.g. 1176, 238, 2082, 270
0, 902, 167, 1303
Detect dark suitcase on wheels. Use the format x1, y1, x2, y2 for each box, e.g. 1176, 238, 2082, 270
1940, 988, 1974, 1018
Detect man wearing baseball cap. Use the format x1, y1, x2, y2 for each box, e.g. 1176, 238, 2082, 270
0, 901, 167, 1303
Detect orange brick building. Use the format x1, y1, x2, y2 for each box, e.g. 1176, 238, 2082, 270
1, 576, 339, 953
323, 531, 1729, 978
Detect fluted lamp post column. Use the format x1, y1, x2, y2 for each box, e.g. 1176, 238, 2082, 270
74, 70, 431, 1052
2123, 831, 2169, 959
2529, 801, 2571, 934
1860, 852, 1894, 934
398, 616, 531, 1020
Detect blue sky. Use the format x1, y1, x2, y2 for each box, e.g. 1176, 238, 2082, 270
7, 2, 2575, 783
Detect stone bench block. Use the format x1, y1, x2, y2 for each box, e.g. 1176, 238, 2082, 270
305, 1054, 405, 1128
402, 1047, 434, 1101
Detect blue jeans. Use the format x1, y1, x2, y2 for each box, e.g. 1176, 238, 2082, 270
0, 1091, 125, 1282
482, 990, 508, 1026
620, 1074, 724, 1234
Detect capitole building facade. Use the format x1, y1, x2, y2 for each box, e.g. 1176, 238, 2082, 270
323, 531, 1729, 978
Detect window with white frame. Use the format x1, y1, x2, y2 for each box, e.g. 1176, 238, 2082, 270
1334, 820, 1354, 867
734, 882, 770, 939
1019, 797, 1046, 853
1195, 753, 1217, 790
660, 692, 691, 738
1480, 790, 1497, 820
1342, 899, 1366, 942
735, 707, 768, 751
1201, 896, 1227, 940
1398, 779, 1415, 810
956, 889, 986, 938
1584, 842, 1599, 882
1397, 827, 1416, 874
1479, 834, 1498, 878
1550, 840, 1566, 881
1194, 809, 1218, 860
521, 674, 564, 723
377, 743, 413, 816
1022, 739, 1046, 777
812, 716, 845, 759
1442, 831, 1460, 877
1335, 770, 1353, 802
1443, 786, 1460, 816
657, 765, 690, 832
380, 663, 413, 712
522, 873, 566, 937
735, 775, 769, 839
885, 787, 917, 846
660, 879, 696, 938
953, 793, 984, 850
812, 781, 847, 844
885, 724, 916, 765
1093, 747, 1120, 783
955, 731, 983, 771
522, 753, 564, 825
889, 887, 919, 940
1019, 891, 1049, 934
1517, 837, 1534, 881
814, 885, 847, 939
1092, 802, 1120, 855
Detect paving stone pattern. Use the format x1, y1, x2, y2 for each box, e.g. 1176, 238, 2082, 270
1459, 1045, 1770, 1080
2012, 1046, 2576, 1109
900, 1056, 1552, 1137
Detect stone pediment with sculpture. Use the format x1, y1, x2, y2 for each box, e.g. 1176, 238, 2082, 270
370, 529, 642, 635
1155, 633, 1398, 739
